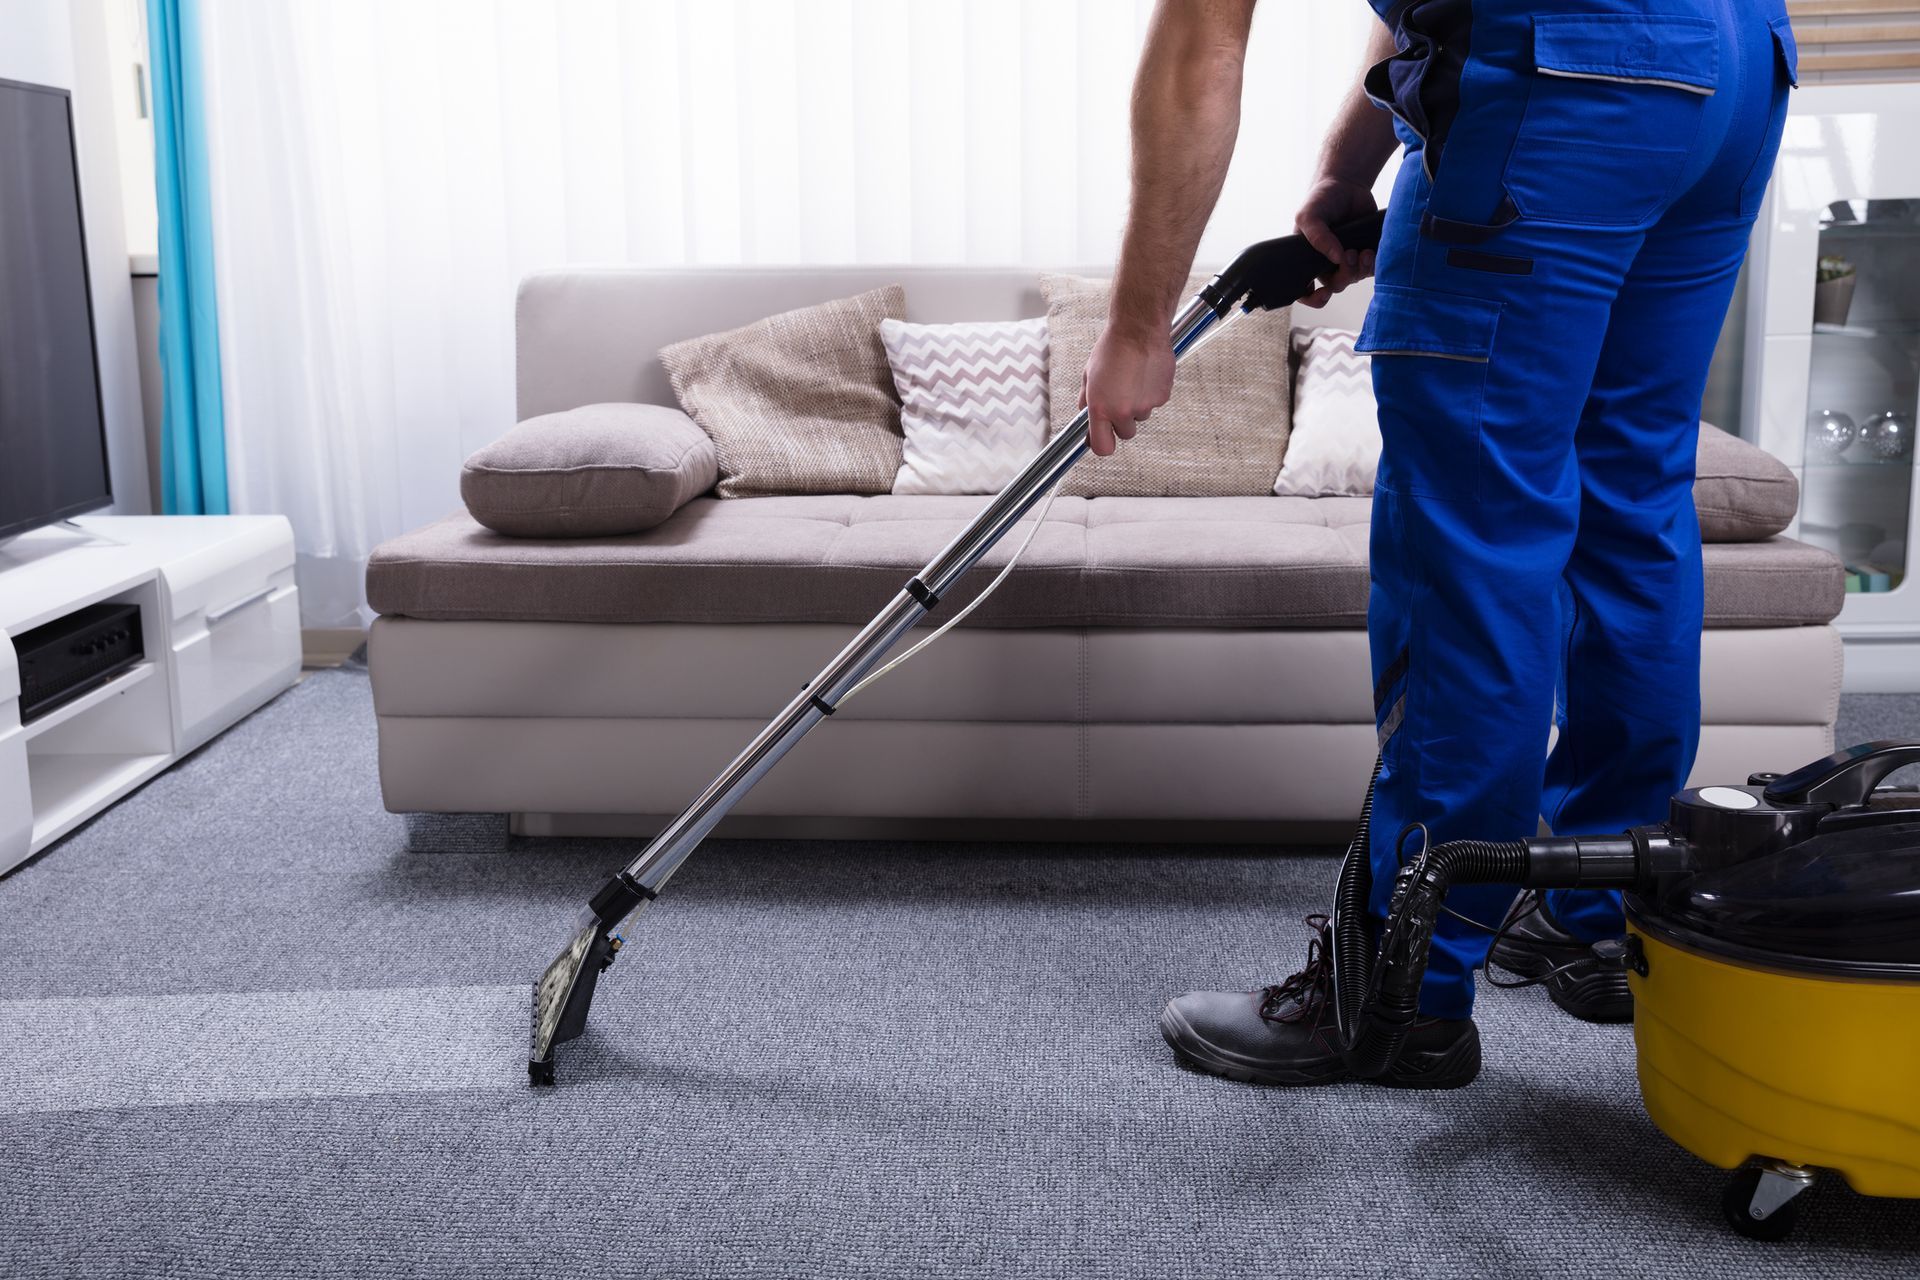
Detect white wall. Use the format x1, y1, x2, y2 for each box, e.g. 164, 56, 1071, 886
0, 0, 152, 517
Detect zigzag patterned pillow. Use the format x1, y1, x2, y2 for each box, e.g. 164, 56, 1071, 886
882, 317, 1050, 495
1273, 326, 1381, 497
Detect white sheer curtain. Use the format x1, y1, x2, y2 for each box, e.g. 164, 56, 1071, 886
199, 0, 1381, 627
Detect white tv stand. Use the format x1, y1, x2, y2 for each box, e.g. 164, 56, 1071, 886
0, 515, 301, 874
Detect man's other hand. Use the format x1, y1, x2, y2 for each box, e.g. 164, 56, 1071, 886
1295, 176, 1378, 308
1081, 324, 1176, 458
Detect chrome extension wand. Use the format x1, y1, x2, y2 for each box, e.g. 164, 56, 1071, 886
529, 211, 1386, 1084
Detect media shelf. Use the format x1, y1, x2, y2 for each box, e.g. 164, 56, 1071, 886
21, 658, 157, 741
20, 656, 169, 848
28, 751, 171, 848
0, 516, 302, 874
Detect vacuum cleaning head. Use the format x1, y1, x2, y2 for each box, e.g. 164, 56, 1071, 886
529, 920, 619, 1085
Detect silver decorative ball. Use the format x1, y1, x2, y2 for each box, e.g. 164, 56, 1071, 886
1807, 408, 1856, 459
1859, 410, 1913, 461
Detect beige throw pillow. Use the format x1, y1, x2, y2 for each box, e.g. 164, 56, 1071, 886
461, 403, 717, 538
1041, 273, 1291, 497
660, 286, 907, 498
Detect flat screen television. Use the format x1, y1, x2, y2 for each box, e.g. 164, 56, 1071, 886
0, 77, 111, 542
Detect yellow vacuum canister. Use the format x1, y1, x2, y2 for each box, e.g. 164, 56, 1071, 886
1334, 740, 1920, 1240
1626, 806, 1920, 1239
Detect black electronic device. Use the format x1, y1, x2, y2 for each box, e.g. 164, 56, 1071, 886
0, 77, 112, 542
14, 602, 144, 723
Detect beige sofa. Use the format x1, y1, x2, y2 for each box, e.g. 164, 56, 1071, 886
365, 269, 1845, 839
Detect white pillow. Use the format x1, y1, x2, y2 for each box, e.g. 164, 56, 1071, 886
1272, 326, 1380, 497
882, 316, 1050, 495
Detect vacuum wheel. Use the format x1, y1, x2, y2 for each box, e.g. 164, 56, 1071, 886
1721, 1167, 1800, 1242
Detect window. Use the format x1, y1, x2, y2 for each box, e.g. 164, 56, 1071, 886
102, 0, 157, 264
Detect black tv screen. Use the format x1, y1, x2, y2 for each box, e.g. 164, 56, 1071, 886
0, 77, 110, 541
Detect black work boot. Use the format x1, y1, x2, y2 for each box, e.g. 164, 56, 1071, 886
1487, 889, 1633, 1023
1159, 915, 1481, 1089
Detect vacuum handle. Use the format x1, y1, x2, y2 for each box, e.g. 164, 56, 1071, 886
1200, 209, 1386, 316
1761, 739, 1920, 807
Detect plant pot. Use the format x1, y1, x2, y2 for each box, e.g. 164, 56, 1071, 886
1813, 274, 1856, 326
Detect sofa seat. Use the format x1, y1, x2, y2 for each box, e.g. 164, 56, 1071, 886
366, 494, 1845, 630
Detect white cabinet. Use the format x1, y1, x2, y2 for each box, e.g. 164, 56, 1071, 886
0, 516, 301, 873
1745, 83, 1920, 692
154, 518, 302, 754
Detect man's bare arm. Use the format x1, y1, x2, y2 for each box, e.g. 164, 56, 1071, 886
1082, 0, 1258, 458
1107, 0, 1258, 342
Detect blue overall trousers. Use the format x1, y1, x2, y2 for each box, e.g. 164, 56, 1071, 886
1357, 0, 1797, 1017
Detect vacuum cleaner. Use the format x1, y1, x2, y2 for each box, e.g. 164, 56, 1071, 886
523, 207, 1919, 1239
1334, 739, 1920, 1240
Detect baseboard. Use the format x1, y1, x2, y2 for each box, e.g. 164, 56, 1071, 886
302, 627, 366, 669
1841, 636, 1920, 694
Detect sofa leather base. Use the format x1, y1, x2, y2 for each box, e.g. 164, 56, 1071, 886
379, 716, 1832, 826
370, 619, 1841, 831
496, 719, 1831, 841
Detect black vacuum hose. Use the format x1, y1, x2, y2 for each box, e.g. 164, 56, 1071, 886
1344, 837, 1531, 1079
1331, 755, 1382, 1045
1329, 755, 1681, 1079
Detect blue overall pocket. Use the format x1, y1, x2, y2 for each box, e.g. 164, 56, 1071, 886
1503, 14, 1720, 227
1768, 15, 1800, 88
1357, 285, 1503, 502
1737, 17, 1799, 217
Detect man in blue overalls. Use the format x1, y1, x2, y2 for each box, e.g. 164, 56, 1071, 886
1084, 0, 1796, 1086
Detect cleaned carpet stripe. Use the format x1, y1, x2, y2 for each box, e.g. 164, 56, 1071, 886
0, 985, 527, 1113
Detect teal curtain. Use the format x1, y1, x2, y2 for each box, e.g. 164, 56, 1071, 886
147, 0, 228, 514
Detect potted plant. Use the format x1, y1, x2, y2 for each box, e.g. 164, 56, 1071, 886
1814, 256, 1857, 326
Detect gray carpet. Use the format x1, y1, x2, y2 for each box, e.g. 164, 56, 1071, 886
1840, 693, 1920, 790
2, 669, 1916, 1279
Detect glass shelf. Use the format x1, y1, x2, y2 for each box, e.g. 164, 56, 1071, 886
1817, 220, 1920, 240
1813, 321, 1920, 338
1805, 458, 1915, 470
1818, 224, 1920, 240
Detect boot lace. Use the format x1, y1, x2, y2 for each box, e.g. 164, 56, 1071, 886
1258, 913, 1335, 1026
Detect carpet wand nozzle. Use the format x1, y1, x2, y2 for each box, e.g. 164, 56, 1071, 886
529, 918, 622, 1085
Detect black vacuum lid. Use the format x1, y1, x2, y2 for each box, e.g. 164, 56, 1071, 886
1633, 819, 1920, 978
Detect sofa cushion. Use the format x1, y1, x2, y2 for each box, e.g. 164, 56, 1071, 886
366, 496, 1843, 630
460, 404, 717, 538
1274, 326, 1378, 497
659, 286, 906, 498
882, 316, 1051, 495
1696, 421, 1799, 541
1042, 274, 1291, 497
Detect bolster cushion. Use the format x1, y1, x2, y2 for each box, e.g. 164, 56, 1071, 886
460, 403, 717, 538
1696, 422, 1799, 542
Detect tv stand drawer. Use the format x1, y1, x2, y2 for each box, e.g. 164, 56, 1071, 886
171, 578, 300, 753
